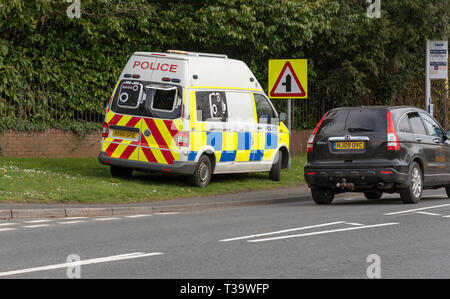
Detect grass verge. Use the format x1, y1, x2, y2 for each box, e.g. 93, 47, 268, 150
0, 155, 306, 204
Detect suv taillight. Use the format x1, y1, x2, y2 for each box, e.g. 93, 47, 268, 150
386, 111, 400, 151
102, 122, 109, 138
177, 131, 190, 147
307, 112, 328, 152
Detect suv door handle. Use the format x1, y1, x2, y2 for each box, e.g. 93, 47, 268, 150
415, 137, 422, 142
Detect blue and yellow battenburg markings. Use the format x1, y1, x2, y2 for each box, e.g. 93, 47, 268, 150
188, 131, 279, 163
187, 89, 289, 164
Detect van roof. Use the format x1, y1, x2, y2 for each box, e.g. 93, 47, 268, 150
132, 51, 263, 91
133, 51, 228, 61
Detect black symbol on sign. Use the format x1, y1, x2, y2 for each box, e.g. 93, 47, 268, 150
282, 74, 291, 92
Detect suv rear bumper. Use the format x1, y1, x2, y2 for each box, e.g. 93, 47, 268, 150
98, 152, 196, 175
304, 166, 409, 189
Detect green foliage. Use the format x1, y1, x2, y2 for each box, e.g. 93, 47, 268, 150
0, 0, 448, 133
306, 0, 448, 109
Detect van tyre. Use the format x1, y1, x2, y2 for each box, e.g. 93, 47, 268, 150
190, 155, 212, 188
110, 165, 133, 178
364, 190, 383, 200
400, 162, 422, 204
311, 188, 335, 205
269, 151, 282, 181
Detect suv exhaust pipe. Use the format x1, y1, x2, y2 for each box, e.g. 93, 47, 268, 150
377, 182, 394, 190
336, 179, 355, 191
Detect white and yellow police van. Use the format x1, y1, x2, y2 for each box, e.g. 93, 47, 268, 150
99, 50, 290, 187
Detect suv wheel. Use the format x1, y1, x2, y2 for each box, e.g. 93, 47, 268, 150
445, 186, 450, 199
189, 155, 212, 188
311, 188, 335, 205
110, 165, 133, 178
269, 151, 282, 181
364, 190, 383, 200
400, 162, 422, 204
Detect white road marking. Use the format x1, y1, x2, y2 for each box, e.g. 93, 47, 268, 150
0, 228, 16, 232
384, 204, 450, 216
154, 212, 180, 215
219, 221, 346, 242
64, 217, 88, 220
0, 223, 16, 227
0, 252, 164, 278
247, 223, 399, 243
23, 220, 53, 224
125, 214, 152, 218
442, 215, 450, 218
92, 218, 120, 221
345, 222, 365, 226
22, 224, 50, 228
415, 211, 442, 216
58, 221, 86, 225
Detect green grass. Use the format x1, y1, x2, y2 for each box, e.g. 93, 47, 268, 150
0, 155, 306, 204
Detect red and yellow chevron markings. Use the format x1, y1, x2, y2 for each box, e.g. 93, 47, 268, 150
139, 118, 182, 165
103, 112, 142, 161
102, 110, 184, 165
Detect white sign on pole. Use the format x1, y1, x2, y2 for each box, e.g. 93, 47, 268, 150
428, 40, 448, 80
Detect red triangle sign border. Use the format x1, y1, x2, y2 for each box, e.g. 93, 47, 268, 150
269, 61, 306, 97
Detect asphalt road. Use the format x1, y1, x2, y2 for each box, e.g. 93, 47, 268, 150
0, 189, 449, 279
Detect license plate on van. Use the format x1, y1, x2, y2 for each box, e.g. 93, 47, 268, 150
334, 141, 364, 150
112, 129, 137, 139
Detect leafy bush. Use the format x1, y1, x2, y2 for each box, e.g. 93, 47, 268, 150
0, 0, 447, 132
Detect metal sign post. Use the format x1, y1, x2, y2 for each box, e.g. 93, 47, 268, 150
287, 98, 292, 169
268, 59, 308, 170
426, 40, 448, 116
426, 40, 431, 114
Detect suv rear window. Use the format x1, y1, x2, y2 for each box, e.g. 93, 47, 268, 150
317, 108, 387, 135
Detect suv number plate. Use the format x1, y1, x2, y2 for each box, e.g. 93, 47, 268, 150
334, 141, 364, 150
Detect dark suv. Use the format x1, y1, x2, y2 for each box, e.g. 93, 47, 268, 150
304, 106, 450, 204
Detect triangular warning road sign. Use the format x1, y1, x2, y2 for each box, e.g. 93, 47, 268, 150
269, 61, 306, 97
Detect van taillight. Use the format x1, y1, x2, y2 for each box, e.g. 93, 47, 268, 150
307, 112, 328, 152
102, 122, 109, 138
177, 131, 190, 147
386, 111, 400, 151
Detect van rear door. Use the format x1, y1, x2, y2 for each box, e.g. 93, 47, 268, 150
105, 55, 187, 165
102, 81, 142, 161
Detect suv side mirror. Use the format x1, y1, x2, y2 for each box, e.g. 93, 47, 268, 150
279, 112, 287, 122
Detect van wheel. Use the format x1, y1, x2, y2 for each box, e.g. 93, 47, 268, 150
364, 190, 383, 200
189, 155, 212, 188
400, 162, 422, 204
269, 151, 282, 181
311, 188, 335, 205
110, 165, 133, 178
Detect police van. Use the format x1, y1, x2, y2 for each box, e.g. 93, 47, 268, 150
99, 50, 290, 187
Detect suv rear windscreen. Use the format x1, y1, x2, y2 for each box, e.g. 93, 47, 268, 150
111, 80, 182, 119
317, 109, 387, 135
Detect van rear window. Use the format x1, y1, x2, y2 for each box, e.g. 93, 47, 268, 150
317, 109, 387, 135
110, 80, 182, 119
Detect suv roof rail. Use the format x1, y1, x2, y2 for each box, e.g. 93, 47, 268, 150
166, 50, 228, 59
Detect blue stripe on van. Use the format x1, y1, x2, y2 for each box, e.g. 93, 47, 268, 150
237, 132, 251, 150
207, 132, 222, 151
220, 151, 237, 162
188, 151, 197, 161
250, 150, 264, 161
265, 132, 278, 149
